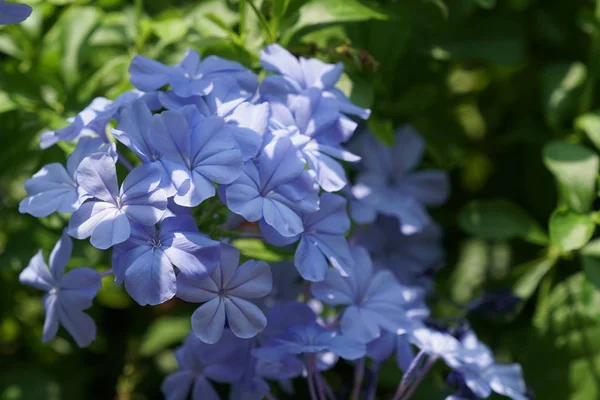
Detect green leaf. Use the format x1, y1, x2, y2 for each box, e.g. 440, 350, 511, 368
541, 62, 587, 130
367, 118, 395, 147
232, 238, 286, 262
576, 112, 600, 151
549, 209, 595, 251
60, 7, 102, 88
525, 273, 600, 399
336, 73, 374, 111
474, 0, 496, 8
543, 141, 599, 213
282, 0, 387, 45
139, 317, 190, 356
437, 17, 525, 66
511, 257, 557, 301
458, 198, 548, 244
152, 18, 190, 44
580, 239, 600, 289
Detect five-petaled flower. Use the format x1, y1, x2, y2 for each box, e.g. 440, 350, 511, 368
19, 232, 101, 347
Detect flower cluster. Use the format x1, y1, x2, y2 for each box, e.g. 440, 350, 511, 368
19, 44, 528, 400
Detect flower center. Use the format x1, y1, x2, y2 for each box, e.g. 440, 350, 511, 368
149, 238, 162, 248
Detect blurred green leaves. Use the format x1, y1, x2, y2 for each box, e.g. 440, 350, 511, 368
549, 209, 595, 251
458, 198, 548, 244
543, 141, 599, 213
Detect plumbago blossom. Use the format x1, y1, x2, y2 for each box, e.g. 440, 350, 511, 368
18, 44, 529, 400
0, 1, 32, 25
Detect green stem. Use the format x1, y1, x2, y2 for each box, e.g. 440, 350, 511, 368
247, 0, 275, 43
578, 0, 600, 114
239, 0, 247, 43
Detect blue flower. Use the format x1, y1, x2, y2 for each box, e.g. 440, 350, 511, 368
260, 44, 370, 120
67, 154, 167, 249
356, 216, 444, 291
253, 321, 366, 362
18, 232, 101, 347
367, 331, 415, 371
20, 137, 115, 217
161, 331, 246, 400
350, 126, 450, 234
446, 331, 528, 400
222, 137, 319, 237
312, 246, 428, 343
111, 215, 220, 306
40, 90, 160, 149
0, 1, 32, 25
266, 90, 361, 192
113, 102, 244, 206
129, 49, 258, 97
262, 193, 354, 282
176, 243, 272, 343
159, 89, 269, 161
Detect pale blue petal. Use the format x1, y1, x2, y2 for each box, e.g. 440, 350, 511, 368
42, 294, 59, 343
304, 150, 348, 192
225, 260, 272, 298
20, 163, 81, 217
191, 297, 226, 344
67, 201, 119, 241
224, 296, 267, 338
366, 331, 395, 363
191, 376, 220, 400
124, 248, 176, 305
392, 126, 425, 174
401, 170, 450, 206
259, 137, 305, 193
112, 99, 156, 161
396, 335, 415, 372
163, 233, 220, 279
311, 269, 354, 305
294, 235, 329, 282
49, 232, 73, 280
340, 305, 381, 343
19, 251, 53, 291
59, 268, 101, 309
151, 110, 191, 166
176, 274, 219, 303
299, 58, 343, 89
0, 1, 32, 25
129, 55, 173, 91
260, 44, 304, 89
263, 198, 304, 237
90, 209, 130, 249
161, 370, 194, 400
322, 334, 366, 360
57, 302, 97, 348
76, 154, 119, 203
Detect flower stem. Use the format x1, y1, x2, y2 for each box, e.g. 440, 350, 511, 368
316, 371, 336, 400
100, 268, 113, 277
351, 358, 366, 400
117, 152, 133, 171
397, 355, 438, 400
367, 363, 380, 400
305, 354, 321, 400
392, 350, 426, 400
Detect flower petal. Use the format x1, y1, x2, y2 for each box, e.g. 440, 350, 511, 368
225, 260, 272, 298
76, 154, 119, 203
191, 297, 226, 344
161, 370, 195, 400
19, 250, 53, 291
49, 231, 73, 280
223, 296, 267, 339
124, 248, 176, 306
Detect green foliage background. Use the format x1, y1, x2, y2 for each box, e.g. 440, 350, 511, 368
3, 0, 600, 399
